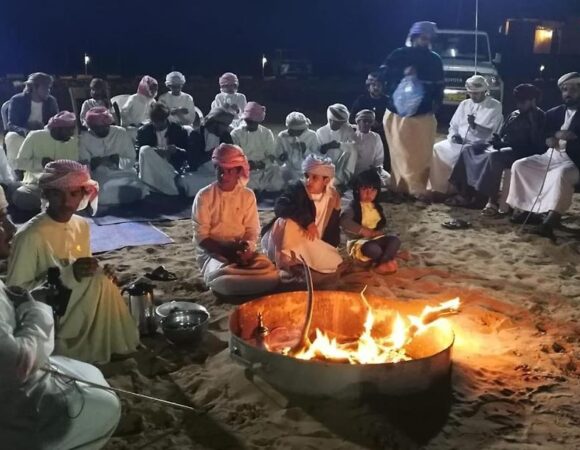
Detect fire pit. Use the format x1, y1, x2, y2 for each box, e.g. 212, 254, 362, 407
229, 290, 458, 398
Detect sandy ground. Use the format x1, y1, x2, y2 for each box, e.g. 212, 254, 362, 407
95, 194, 580, 450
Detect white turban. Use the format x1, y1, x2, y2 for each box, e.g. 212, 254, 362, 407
0, 186, 7, 210
355, 109, 375, 122
558, 72, 580, 88
465, 75, 489, 93
327, 103, 349, 122
302, 154, 335, 178
165, 71, 186, 86
285, 112, 311, 130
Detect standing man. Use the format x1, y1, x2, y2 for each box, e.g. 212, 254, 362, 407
507, 72, 580, 238
430, 75, 503, 198
381, 21, 445, 200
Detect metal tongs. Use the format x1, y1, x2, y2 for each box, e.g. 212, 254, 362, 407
288, 256, 314, 356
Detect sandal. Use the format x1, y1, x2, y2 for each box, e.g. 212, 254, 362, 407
145, 265, 178, 281
441, 219, 471, 230
481, 203, 499, 217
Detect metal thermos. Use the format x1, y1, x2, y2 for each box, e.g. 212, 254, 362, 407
122, 281, 156, 336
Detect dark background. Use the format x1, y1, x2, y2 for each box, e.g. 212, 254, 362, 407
1, 0, 580, 77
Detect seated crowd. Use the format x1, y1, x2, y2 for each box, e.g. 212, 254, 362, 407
1, 24, 579, 445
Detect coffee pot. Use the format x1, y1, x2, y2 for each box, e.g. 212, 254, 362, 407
122, 281, 156, 336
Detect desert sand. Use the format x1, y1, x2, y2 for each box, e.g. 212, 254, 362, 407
95, 195, 580, 450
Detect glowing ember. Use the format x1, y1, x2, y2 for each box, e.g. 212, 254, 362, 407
289, 289, 460, 364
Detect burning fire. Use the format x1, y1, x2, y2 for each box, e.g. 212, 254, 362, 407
292, 290, 460, 365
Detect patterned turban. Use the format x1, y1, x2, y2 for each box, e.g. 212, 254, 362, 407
558, 72, 580, 88
408, 21, 438, 38
327, 104, 349, 122
241, 102, 266, 122
212, 144, 250, 185
137, 75, 158, 98
465, 75, 489, 93
302, 154, 335, 179
85, 106, 113, 128
219, 72, 239, 87
39, 160, 99, 213
47, 111, 76, 129
355, 109, 375, 122
285, 112, 311, 131
165, 71, 186, 86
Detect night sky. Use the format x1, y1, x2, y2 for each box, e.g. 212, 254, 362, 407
1, 0, 579, 76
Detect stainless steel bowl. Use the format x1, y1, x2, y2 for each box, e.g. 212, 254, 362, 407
159, 303, 210, 345
155, 301, 206, 325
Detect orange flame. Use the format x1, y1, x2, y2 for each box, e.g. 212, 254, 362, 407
293, 289, 460, 364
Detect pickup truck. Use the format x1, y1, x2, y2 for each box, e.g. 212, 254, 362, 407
432, 29, 504, 106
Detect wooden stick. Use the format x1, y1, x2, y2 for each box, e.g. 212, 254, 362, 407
41, 367, 202, 414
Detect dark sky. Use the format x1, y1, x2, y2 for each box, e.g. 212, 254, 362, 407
1, 0, 579, 76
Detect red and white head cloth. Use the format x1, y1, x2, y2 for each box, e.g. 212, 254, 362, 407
39, 160, 100, 214
241, 102, 266, 123
85, 106, 114, 128
137, 75, 158, 98
211, 144, 250, 186
47, 111, 76, 130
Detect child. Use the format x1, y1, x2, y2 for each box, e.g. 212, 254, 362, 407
80, 78, 113, 127
354, 109, 390, 187
340, 169, 401, 274
275, 112, 319, 182
211, 72, 247, 128
158, 71, 196, 129
261, 155, 342, 275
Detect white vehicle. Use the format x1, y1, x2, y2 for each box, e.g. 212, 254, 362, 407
432, 29, 503, 106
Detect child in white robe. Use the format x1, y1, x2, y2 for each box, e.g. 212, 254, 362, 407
353, 109, 390, 187
231, 102, 283, 193
158, 71, 197, 130
261, 155, 342, 275
192, 144, 279, 296
211, 72, 247, 128
7, 160, 139, 364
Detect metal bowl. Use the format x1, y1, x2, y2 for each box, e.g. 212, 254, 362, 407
155, 301, 207, 326
158, 303, 210, 345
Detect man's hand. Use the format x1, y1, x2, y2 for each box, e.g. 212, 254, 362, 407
73, 257, 99, 280
555, 130, 578, 141
305, 223, 319, 241
451, 134, 463, 144
42, 158, 53, 167
467, 114, 476, 129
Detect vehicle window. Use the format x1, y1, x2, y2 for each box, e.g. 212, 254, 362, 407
432, 34, 490, 62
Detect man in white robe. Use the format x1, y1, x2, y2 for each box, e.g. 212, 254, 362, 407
261, 155, 343, 275
80, 107, 148, 206
276, 112, 319, 182
192, 144, 279, 296
429, 75, 503, 195
316, 103, 358, 191
13, 111, 80, 212
211, 72, 247, 128
7, 160, 139, 363
158, 71, 197, 130
231, 102, 283, 193
507, 72, 580, 238
0, 186, 121, 449
353, 109, 391, 186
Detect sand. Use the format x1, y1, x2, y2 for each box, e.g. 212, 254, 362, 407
98, 198, 580, 450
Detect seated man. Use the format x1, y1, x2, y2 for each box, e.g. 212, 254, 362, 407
80, 106, 149, 206
7, 160, 139, 363
507, 72, 580, 238
158, 71, 197, 130
121, 75, 158, 142
353, 109, 390, 186
192, 144, 279, 296
137, 102, 189, 196
429, 75, 503, 196
5, 72, 59, 168
231, 102, 283, 193
449, 84, 545, 214
261, 155, 342, 275
13, 111, 79, 212
275, 112, 319, 182
0, 186, 121, 449
316, 103, 358, 190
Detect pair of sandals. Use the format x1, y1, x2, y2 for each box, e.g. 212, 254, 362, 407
145, 265, 177, 282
